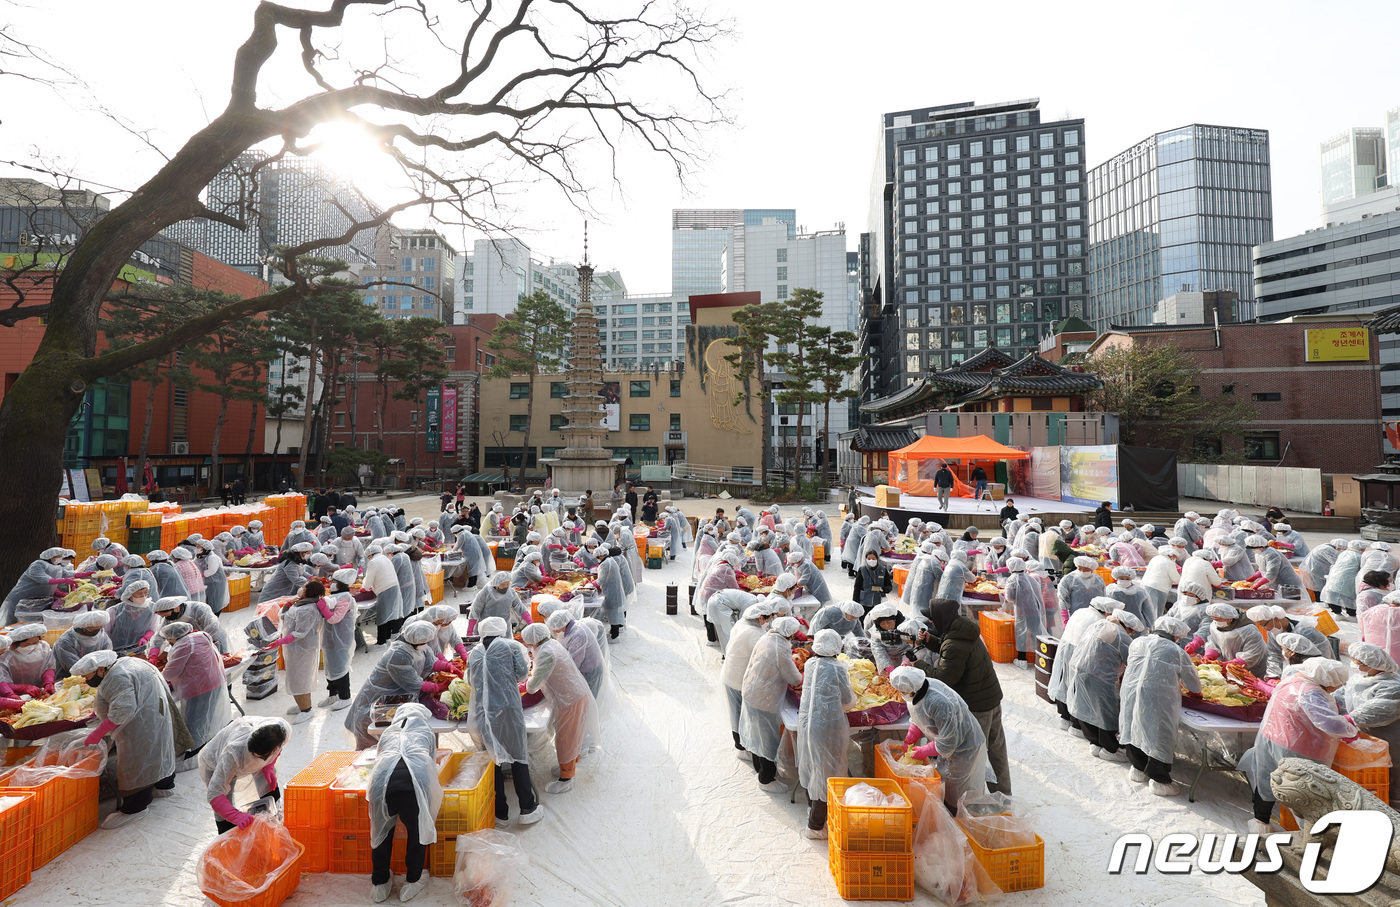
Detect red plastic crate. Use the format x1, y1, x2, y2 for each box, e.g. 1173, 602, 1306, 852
0, 792, 35, 900
285, 751, 358, 829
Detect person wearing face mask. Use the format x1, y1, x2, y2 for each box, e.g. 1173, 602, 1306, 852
4, 624, 56, 695
841, 516, 870, 578
511, 550, 546, 591
159, 621, 231, 758
468, 571, 528, 637
1272, 631, 1323, 680
795, 629, 855, 839
468, 617, 543, 828
1191, 603, 1268, 677
596, 546, 629, 642
76, 649, 190, 829
199, 717, 290, 834
263, 580, 327, 725
1057, 556, 1106, 625
1321, 540, 1367, 616
889, 665, 988, 808
1334, 642, 1400, 805
1000, 557, 1045, 661
117, 554, 157, 598
1066, 608, 1143, 763
144, 550, 190, 601
521, 623, 597, 795
1239, 657, 1355, 834
55, 609, 113, 679
257, 542, 312, 604
153, 596, 229, 655
741, 615, 804, 792
545, 609, 606, 700
1165, 580, 1212, 647
1, 547, 74, 625
367, 703, 443, 903
345, 621, 440, 750
808, 600, 866, 641
1299, 539, 1346, 603
723, 602, 775, 754
853, 551, 893, 612
1117, 616, 1201, 796
109, 581, 161, 655
1106, 565, 1155, 629
362, 544, 404, 647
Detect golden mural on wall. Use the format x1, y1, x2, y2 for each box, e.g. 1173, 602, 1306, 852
705, 338, 751, 434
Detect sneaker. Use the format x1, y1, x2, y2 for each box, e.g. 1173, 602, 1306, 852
1128, 768, 1149, 784
518, 806, 544, 826
545, 778, 574, 794
152, 787, 176, 798
1150, 780, 1180, 797
399, 879, 427, 902
804, 826, 827, 840
759, 780, 788, 794
1095, 748, 1128, 764
331, 697, 351, 711
291, 709, 313, 725
1246, 818, 1272, 835
101, 809, 146, 829
371, 882, 391, 903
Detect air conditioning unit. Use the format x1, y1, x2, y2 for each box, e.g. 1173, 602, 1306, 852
170, 442, 190, 455
779, 416, 791, 426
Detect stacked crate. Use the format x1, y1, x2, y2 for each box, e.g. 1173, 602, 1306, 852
978, 611, 1018, 664
284, 751, 359, 873
0, 792, 34, 900
57, 503, 103, 556
0, 747, 99, 869
827, 777, 914, 901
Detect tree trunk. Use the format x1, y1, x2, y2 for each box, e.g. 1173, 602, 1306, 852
295, 323, 318, 491
823, 399, 832, 489
314, 353, 339, 484
209, 392, 229, 499
138, 374, 157, 471
244, 398, 259, 491
410, 390, 422, 490
520, 378, 535, 492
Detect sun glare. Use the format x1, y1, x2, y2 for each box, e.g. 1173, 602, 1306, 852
310, 122, 406, 206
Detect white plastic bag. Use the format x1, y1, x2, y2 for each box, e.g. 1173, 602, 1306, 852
842, 781, 906, 809
913, 795, 1001, 905
454, 829, 529, 907
956, 790, 1037, 850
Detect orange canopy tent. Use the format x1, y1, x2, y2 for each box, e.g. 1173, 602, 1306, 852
888, 435, 1030, 498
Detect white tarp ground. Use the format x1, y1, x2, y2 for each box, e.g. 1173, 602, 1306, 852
21, 530, 1268, 906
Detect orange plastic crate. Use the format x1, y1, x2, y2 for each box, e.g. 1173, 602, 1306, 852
328, 780, 371, 833
436, 752, 493, 835
200, 835, 304, 907
1333, 732, 1391, 802
828, 847, 914, 901
427, 573, 444, 605
813, 547, 825, 569
826, 777, 913, 854
0, 792, 35, 900
329, 831, 406, 874
956, 819, 1045, 892
33, 796, 97, 868
285, 751, 359, 829
289, 825, 329, 873
873, 744, 942, 825
979, 611, 1018, 663
0, 751, 100, 868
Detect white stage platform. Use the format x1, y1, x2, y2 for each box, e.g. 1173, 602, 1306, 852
855, 486, 1094, 517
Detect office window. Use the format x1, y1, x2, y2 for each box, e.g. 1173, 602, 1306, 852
549, 382, 568, 399
509, 415, 528, 431
629, 414, 650, 431
902, 149, 916, 164
777, 248, 788, 262
777, 267, 787, 281
1064, 129, 1079, 146
1016, 156, 1030, 171
1252, 392, 1282, 402
509, 382, 529, 399
1244, 431, 1281, 460
629, 380, 650, 397
549, 414, 568, 431
1016, 135, 1030, 152
401, 257, 413, 270
670, 414, 681, 430
1039, 133, 1054, 149
670, 380, 682, 398
777, 285, 788, 299
992, 138, 1007, 154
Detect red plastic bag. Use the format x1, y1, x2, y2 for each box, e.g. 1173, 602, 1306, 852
197, 817, 301, 903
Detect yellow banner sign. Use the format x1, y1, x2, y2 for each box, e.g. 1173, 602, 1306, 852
1305, 328, 1370, 362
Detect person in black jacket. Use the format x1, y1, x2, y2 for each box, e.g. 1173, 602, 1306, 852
970, 465, 988, 501
933, 463, 956, 512
852, 552, 893, 612
911, 598, 1011, 794
998, 499, 1019, 537
1094, 501, 1113, 529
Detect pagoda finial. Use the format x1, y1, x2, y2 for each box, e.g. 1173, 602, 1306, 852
583, 221, 589, 266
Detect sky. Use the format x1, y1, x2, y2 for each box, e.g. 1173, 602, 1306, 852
3, 0, 1399, 295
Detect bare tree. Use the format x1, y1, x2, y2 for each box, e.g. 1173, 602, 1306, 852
0, 0, 729, 587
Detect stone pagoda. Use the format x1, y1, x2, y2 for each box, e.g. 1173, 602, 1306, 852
540, 228, 622, 498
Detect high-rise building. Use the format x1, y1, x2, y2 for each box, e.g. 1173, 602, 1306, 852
595, 292, 689, 368
458, 237, 618, 322
1320, 127, 1387, 209
862, 99, 1087, 412
1087, 124, 1273, 329
360, 226, 457, 322
166, 153, 380, 276
671, 208, 795, 297
1389, 108, 1400, 185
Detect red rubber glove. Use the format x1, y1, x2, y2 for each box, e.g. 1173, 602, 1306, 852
454, 643, 469, 661
41, 670, 54, 695
1204, 648, 1221, 661
433, 658, 452, 673
1227, 658, 1246, 668
904, 724, 923, 747
315, 597, 334, 619
517, 681, 528, 695
211, 795, 255, 829
0, 698, 24, 711
11, 685, 42, 698
910, 741, 939, 761
1059, 608, 1070, 627
420, 681, 445, 695
138, 630, 155, 648
1247, 572, 1263, 582
263, 635, 294, 649
85, 718, 117, 746
1212, 562, 1223, 570
0, 683, 14, 698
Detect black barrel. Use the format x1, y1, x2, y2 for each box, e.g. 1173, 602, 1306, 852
666, 583, 678, 616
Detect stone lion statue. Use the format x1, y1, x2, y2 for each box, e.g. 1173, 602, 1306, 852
1272, 758, 1400, 877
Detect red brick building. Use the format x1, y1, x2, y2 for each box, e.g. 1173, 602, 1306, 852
0, 247, 273, 498
1086, 319, 1383, 473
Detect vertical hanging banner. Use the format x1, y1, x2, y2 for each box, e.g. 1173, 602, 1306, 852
441, 385, 458, 453
425, 385, 441, 453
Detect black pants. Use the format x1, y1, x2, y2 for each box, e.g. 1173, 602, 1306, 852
326, 672, 351, 699
1252, 789, 1275, 823
371, 763, 426, 885
377, 617, 405, 645
494, 761, 537, 819
1055, 699, 1073, 723
1078, 721, 1119, 753
732, 731, 744, 751
610, 624, 622, 639
808, 798, 828, 831
121, 772, 175, 814
752, 754, 777, 785
1125, 745, 1173, 783
215, 787, 281, 834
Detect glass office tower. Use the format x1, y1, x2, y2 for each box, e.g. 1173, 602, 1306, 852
671, 208, 795, 297
1086, 124, 1272, 328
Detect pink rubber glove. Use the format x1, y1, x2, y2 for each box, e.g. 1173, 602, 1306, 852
41, 670, 54, 695
138, 630, 155, 648
992, 567, 1009, 574
466, 619, 478, 636
71, 571, 94, 579
148, 647, 161, 660
454, 643, 469, 661
521, 610, 533, 624
904, 724, 923, 747
517, 681, 528, 694
420, 681, 445, 694
85, 718, 117, 746
1204, 648, 1221, 661
1247, 572, 1263, 582
48, 577, 77, 587
10, 685, 42, 698
1212, 562, 1223, 570
263, 635, 294, 649
433, 658, 452, 673
0, 698, 24, 711
1185, 637, 1204, 655
1059, 609, 1069, 627
315, 597, 334, 619
211, 795, 255, 829
910, 741, 939, 760
1227, 659, 1246, 668
261, 762, 278, 791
